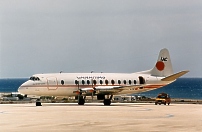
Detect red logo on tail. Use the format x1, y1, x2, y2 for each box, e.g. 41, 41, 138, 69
156, 61, 165, 71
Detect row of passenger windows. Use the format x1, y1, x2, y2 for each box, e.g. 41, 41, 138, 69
74, 79, 137, 85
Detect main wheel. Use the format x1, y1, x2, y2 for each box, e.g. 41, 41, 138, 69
103, 99, 111, 105
78, 97, 85, 105
36, 101, 42, 106
36, 99, 42, 106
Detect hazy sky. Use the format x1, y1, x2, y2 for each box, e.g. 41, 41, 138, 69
0, 0, 201, 78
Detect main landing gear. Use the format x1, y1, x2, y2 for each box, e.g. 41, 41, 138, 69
97, 94, 113, 106
78, 96, 85, 105
77, 95, 113, 106
103, 99, 111, 105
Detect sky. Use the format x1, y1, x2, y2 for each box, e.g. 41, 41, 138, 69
0, 0, 201, 78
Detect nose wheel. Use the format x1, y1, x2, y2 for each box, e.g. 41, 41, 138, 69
36, 99, 42, 106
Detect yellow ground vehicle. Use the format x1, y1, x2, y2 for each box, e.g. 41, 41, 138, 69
155, 93, 171, 105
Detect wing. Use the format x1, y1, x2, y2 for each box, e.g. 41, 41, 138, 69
78, 85, 144, 95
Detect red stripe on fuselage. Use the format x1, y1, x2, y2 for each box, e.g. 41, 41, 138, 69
20, 84, 166, 89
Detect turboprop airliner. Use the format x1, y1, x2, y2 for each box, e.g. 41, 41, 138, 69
18, 48, 188, 105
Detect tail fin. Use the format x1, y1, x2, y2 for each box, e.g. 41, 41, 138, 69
150, 48, 174, 77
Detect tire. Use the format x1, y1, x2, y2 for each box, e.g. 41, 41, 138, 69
36, 101, 42, 106
104, 99, 111, 105
164, 102, 166, 105
78, 98, 85, 105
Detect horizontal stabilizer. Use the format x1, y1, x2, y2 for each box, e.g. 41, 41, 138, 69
161, 70, 189, 81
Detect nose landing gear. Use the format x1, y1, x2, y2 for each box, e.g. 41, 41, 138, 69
36, 99, 42, 106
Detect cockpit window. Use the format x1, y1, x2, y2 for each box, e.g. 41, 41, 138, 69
29, 76, 40, 81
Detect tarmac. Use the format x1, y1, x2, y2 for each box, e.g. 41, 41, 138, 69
0, 103, 202, 132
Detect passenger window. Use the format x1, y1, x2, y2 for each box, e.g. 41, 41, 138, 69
75, 80, 79, 85
100, 80, 103, 85
105, 80, 109, 85
82, 80, 85, 85
87, 80, 90, 85
118, 80, 121, 85
61, 80, 64, 85
123, 80, 126, 85
111, 80, 115, 85
93, 80, 97, 85
134, 80, 136, 84
129, 80, 131, 85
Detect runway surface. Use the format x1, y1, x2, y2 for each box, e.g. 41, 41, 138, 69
0, 103, 202, 132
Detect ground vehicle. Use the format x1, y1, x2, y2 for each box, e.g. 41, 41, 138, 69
155, 93, 171, 105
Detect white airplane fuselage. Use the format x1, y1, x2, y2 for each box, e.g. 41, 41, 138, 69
19, 72, 171, 97
18, 48, 188, 105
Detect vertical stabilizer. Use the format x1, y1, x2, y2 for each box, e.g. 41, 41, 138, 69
150, 48, 174, 77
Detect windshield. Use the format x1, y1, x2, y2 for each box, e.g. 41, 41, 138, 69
29, 76, 40, 81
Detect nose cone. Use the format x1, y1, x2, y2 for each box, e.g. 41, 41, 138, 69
18, 85, 24, 94
18, 81, 29, 94
18, 86, 25, 94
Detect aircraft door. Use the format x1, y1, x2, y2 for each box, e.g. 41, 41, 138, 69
47, 77, 58, 90
139, 76, 145, 84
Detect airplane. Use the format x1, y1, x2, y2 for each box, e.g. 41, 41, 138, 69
18, 48, 189, 106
